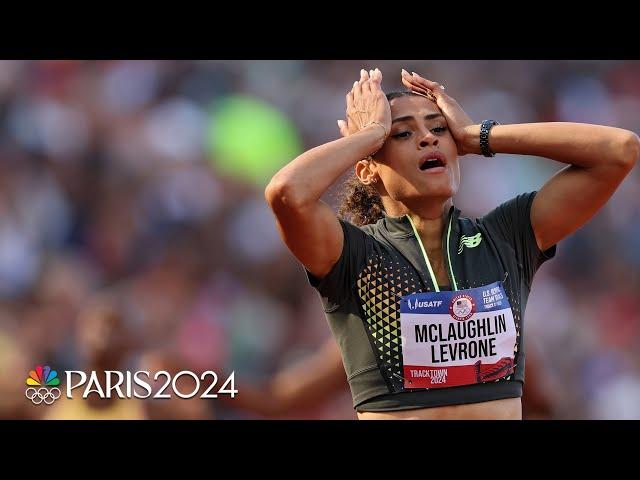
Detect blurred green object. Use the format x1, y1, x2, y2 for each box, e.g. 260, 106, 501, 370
206, 95, 302, 186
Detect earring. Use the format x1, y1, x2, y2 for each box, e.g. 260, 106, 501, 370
371, 177, 378, 184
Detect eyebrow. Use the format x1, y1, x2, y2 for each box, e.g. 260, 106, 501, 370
392, 113, 443, 124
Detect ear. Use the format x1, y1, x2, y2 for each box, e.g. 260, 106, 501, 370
355, 157, 379, 186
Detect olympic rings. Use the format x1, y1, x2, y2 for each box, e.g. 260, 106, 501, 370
25, 387, 61, 405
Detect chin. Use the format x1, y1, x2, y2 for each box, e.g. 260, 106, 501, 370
418, 182, 457, 200
388, 175, 458, 204
400, 188, 454, 206
421, 190, 455, 202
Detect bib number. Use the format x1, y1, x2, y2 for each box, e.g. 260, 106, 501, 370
400, 281, 516, 389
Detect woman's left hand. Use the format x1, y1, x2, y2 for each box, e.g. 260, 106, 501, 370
401, 70, 477, 156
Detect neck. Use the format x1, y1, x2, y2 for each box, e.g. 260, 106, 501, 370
411, 212, 447, 252
384, 197, 452, 250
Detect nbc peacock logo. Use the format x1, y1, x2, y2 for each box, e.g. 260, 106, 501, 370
25, 365, 62, 405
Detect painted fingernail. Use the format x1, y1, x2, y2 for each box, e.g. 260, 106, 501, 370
361, 69, 366, 76
354, 81, 358, 88
401, 69, 409, 76
412, 72, 417, 77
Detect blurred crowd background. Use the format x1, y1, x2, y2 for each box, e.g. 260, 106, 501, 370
1, 60, 639, 420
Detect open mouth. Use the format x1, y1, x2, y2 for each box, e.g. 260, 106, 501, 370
419, 158, 445, 170
419, 152, 446, 171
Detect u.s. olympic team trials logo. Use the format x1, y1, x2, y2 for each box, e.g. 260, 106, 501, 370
25, 365, 61, 405
449, 294, 476, 321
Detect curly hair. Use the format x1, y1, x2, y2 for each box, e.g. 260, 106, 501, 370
337, 174, 385, 227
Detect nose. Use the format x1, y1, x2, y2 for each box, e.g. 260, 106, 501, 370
418, 130, 438, 148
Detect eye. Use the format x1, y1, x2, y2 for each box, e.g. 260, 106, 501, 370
431, 126, 448, 134
392, 131, 412, 139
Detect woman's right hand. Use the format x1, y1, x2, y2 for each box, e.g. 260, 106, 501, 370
337, 68, 391, 141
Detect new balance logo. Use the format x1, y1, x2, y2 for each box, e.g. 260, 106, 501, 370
458, 233, 482, 254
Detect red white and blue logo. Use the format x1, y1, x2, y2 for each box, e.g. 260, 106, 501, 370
449, 294, 476, 321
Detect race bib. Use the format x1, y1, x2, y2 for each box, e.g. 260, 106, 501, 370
400, 281, 516, 389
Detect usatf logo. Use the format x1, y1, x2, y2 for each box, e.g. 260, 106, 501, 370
458, 233, 482, 254
25, 365, 61, 405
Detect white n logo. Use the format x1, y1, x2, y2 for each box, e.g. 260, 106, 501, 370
458, 233, 482, 254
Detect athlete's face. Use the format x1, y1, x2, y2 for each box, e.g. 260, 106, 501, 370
369, 95, 460, 205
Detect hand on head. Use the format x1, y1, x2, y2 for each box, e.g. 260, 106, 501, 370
338, 68, 475, 156
338, 68, 391, 139
401, 70, 475, 155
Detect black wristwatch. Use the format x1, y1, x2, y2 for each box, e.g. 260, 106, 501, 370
479, 119, 500, 157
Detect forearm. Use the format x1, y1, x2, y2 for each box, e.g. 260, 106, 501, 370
463, 122, 639, 171
266, 125, 385, 210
